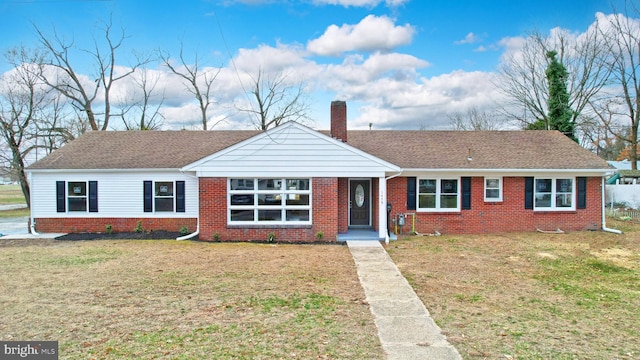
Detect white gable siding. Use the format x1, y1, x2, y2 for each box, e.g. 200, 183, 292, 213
30, 171, 198, 218
184, 123, 399, 177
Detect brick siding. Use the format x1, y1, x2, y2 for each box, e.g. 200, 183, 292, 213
198, 177, 339, 242
387, 176, 602, 234
34, 217, 197, 234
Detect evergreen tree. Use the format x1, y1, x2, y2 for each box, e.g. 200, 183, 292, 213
545, 50, 577, 142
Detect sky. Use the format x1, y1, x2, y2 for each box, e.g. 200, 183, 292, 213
0, 0, 631, 131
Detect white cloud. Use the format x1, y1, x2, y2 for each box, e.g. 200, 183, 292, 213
307, 15, 415, 56
454, 32, 481, 45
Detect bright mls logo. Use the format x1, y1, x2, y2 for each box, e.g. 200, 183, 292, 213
1, 341, 58, 359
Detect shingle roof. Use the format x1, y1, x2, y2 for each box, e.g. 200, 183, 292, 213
27, 130, 259, 170
27, 128, 612, 171
346, 130, 612, 170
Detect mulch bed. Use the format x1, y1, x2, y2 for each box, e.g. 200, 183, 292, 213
55, 231, 187, 241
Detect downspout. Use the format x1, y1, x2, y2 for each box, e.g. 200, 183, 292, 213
176, 171, 200, 241
601, 177, 622, 234
28, 171, 39, 236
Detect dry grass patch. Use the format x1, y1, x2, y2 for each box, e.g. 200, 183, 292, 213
0, 185, 25, 205
386, 219, 640, 359
0, 239, 382, 359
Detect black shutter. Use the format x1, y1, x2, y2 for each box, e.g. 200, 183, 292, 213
56, 181, 66, 213
176, 181, 185, 213
407, 177, 417, 210
524, 177, 534, 209
88, 181, 98, 212
577, 177, 587, 209
462, 177, 472, 210
144, 181, 153, 212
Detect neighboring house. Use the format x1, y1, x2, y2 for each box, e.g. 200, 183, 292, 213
26, 101, 615, 242
606, 161, 640, 208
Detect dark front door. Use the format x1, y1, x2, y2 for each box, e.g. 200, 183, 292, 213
350, 179, 370, 227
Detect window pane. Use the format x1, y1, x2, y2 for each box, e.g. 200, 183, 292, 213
556, 194, 573, 207
258, 209, 282, 221
486, 178, 499, 188
231, 209, 254, 221
155, 182, 173, 196
535, 193, 552, 207
258, 179, 281, 190
441, 180, 458, 194
486, 189, 500, 199
231, 194, 254, 205
68, 197, 87, 211
68, 182, 86, 196
287, 179, 309, 190
418, 194, 436, 208
536, 179, 552, 193
286, 194, 309, 206
155, 198, 173, 212
258, 194, 282, 205
556, 179, 572, 193
419, 179, 436, 194
441, 195, 458, 208
286, 210, 309, 221
230, 179, 254, 190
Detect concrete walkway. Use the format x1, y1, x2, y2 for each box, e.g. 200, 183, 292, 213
347, 240, 462, 360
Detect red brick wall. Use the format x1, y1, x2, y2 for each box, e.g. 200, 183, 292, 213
35, 217, 197, 234
387, 176, 602, 234
337, 178, 349, 233
330, 101, 347, 142
198, 177, 339, 242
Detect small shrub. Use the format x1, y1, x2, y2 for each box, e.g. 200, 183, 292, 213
105, 224, 113, 235
267, 232, 276, 243
180, 226, 189, 236
213, 232, 220, 241
134, 220, 143, 233
315, 231, 324, 241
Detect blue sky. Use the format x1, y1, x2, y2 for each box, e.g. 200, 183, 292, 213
0, 0, 630, 130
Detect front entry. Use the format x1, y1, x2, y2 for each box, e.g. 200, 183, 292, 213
349, 179, 371, 227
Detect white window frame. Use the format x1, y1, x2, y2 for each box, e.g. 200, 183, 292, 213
484, 177, 503, 202
67, 181, 88, 212
417, 177, 461, 212
534, 177, 576, 211
154, 181, 175, 212
228, 178, 312, 225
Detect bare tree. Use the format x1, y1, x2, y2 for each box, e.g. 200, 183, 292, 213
496, 28, 610, 132
0, 47, 49, 207
160, 46, 220, 130
119, 68, 165, 130
590, 4, 640, 168
237, 69, 311, 130
448, 107, 504, 130
34, 17, 149, 131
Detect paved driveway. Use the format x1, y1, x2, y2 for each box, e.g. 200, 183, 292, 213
0, 204, 29, 236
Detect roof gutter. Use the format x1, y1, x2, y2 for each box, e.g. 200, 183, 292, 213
176, 171, 200, 241
601, 177, 622, 234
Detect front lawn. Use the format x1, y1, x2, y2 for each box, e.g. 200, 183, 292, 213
0, 240, 383, 359
386, 218, 640, 359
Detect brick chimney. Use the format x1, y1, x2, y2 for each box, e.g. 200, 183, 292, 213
330, 100, 347, 142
